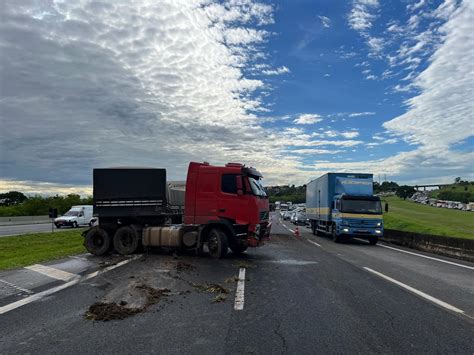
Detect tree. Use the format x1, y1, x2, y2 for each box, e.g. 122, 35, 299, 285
396, 185, 416, 200
455, 177, 461, 184
0, 191, 28, 206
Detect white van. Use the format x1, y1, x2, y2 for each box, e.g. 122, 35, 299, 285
54, 205, 94, 228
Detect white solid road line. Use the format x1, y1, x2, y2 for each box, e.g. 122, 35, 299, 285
308, 240, 321, 247
234, 268, 246, 311
378, 244, 474, 270
25, 264, 77, 281
282, 224, 294, 233
364, 267, 465, 315
0, 256, 140, 315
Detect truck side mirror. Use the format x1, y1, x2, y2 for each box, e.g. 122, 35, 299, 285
236, 176, 243, 195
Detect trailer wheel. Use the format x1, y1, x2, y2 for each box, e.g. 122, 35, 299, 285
113, 226, 140, 255
230, 244, 248, 255
207, 228, 228, 259
84, 227, 111, 256
332, 225, 341, 243
368, 237, 378, 245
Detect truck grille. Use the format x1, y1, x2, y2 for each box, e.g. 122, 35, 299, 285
260, 211, 269, 221
347, 219, 378, 228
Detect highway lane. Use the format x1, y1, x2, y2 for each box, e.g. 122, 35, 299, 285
0, 213, 472, 354
0, 223, 83, 237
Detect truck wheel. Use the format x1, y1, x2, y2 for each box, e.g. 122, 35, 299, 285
73, 221, 78, 228
113, 226, 140, 255
207, 228, 228, 259
84, 227, 111, 256
55, 224, 61, 229
368, 237, 378, 245
230, 244, 248, 255
332, 225, 341, 243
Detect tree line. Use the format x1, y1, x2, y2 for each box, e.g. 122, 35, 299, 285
0, 191, 93, 217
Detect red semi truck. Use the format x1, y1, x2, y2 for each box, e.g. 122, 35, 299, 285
84, 162, 271, 259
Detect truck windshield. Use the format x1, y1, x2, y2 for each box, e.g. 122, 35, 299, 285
341, 199, 381, 214
248, 177, 267, 198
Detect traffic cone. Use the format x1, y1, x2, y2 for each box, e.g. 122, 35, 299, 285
294, 227, 300, 237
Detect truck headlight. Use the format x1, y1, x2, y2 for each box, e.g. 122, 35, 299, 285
342, 228, 349, 233
375, 229, 382, 234
376, 222, 382, 227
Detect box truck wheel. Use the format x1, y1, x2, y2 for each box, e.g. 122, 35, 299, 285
230, 244, 248, 255
207, 228, 228, 259
332, 225, 341, 243
368, 236, 378, 245
73, 221, 78, 228
113, 226, 140, 255
84, 227, 111, 256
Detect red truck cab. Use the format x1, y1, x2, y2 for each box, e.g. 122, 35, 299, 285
185, 162, 271, 250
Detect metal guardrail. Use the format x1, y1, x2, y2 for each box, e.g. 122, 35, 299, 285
0, 215, 50, 226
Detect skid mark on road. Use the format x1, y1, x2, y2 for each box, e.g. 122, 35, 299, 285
234, 268, 246, 311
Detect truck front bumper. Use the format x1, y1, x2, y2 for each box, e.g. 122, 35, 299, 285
338, 227, 383, 238
247, 221, 272, 247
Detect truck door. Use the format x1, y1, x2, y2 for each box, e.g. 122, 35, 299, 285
194, 171, 219, 224
218, 173, 248, 224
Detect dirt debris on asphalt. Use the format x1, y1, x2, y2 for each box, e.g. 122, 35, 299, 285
85, 284, 170, 321
176, 261, 195, 272
192, 283, 229, 294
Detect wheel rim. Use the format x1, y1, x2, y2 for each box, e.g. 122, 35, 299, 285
208, 232, 219, 255
92, 234, 104, 247
121, 231, 133, 248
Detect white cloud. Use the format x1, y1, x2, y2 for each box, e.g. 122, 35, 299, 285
348, 111, 376, 117
348, 0, 380, 32
285, 149, 344, 155
367, 36, 384, 56
407, 0, 426, 12
318, 15, 331, 28
341, 131, 360, 138
261, 66, 290, 75
293, 114, 323, 125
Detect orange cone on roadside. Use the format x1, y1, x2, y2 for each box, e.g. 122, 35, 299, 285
294, 227, 300, 237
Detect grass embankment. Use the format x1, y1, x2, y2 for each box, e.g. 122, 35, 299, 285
0, 230, 86, 271
382, 196, 474, 239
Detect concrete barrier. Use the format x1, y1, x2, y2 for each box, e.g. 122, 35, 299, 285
0, 215, 50, 226
381, 229, 474, 263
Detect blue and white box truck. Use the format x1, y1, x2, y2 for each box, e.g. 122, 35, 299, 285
306, 173, 383, 244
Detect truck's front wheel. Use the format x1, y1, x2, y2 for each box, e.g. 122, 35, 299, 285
84, 227, 111, 256
332, 225, 341, 243
207, 228, 228, 259
230, 244, 248, 255
368, 236, 378, 245
113, 226, 140, 255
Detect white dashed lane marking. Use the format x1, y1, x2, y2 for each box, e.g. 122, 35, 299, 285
234, 268, 246, 311
25, 264, 77, 281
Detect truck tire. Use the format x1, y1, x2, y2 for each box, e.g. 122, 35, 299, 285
113, 226, 140, 255
368, 237, 378, 245
207, 228, 228, 259
84, 227, 111, 256
230, 244, 248, 255
332, 225, 341, 243
73, 221, 78, 228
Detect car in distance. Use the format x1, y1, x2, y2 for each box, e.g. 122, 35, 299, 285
54, 205, 93, 228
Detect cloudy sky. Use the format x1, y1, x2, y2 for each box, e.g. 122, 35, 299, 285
0, 0, 473, 195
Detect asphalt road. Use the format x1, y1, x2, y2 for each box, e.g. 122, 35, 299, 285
0, 213, 472, 354
0, 223, 82, 237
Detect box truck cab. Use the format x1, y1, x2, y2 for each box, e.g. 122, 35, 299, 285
55, 205, 93, 228
307, 173, 383, 244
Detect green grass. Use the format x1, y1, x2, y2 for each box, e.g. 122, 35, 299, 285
383, 196, 474, 239
430, 184, 474, 198
0, 230, 86, 271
